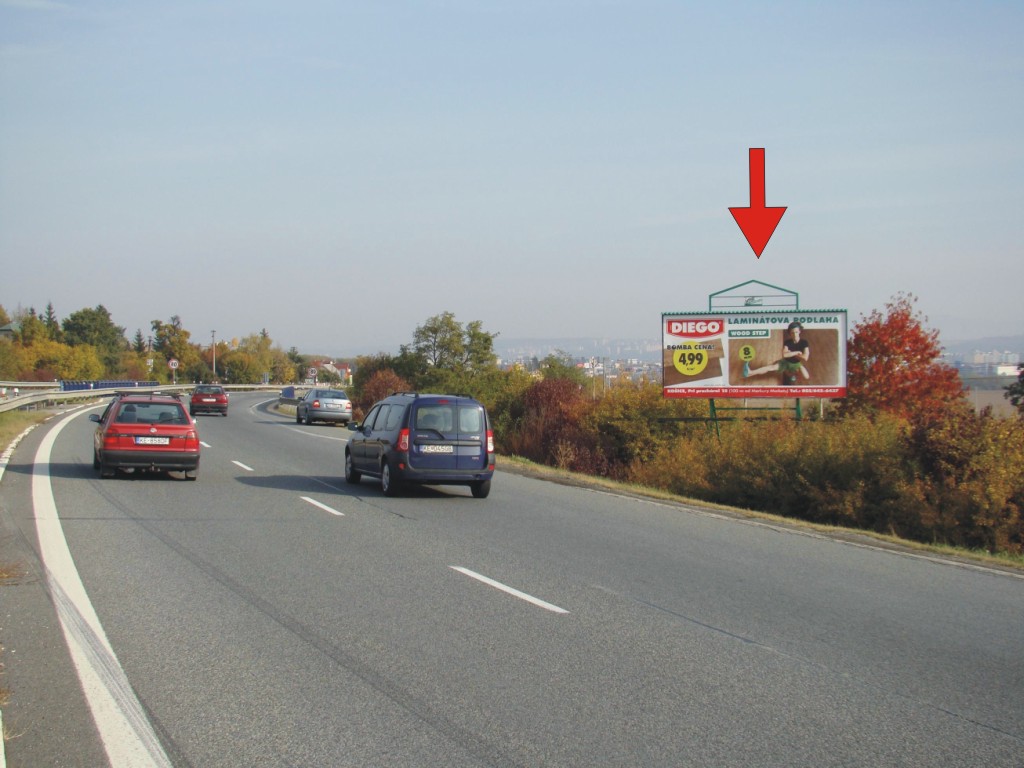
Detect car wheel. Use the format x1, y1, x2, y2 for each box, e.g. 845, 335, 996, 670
184, 468, 198, 481
381, 462, 402, 497
344, 451, 361, 484
93, 450, 100, 470
296, 410, 302, 424
470, 479, 491, 499
99, 461, 116, 479
190, 408, 196, 416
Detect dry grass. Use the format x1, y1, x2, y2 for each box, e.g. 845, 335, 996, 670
0, 409, 54, 451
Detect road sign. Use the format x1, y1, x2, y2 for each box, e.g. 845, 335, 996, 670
168, 358, 179, 370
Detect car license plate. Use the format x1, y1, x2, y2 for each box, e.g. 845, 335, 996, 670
326, 403, 340, 409
136, 436, 170, 445
202, 398, 216, 402
421, 444, 454, 454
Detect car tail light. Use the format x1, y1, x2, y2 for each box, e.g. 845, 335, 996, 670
313, 400, 321, 408
397, 428, 410, 452
185, 430, 200, 449
486, 429, 494, 454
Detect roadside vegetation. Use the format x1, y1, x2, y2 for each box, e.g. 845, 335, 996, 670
0, 410, 53, 452
2, 298, 1022, 559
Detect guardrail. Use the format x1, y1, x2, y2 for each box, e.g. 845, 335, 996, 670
0, 384, 286, 415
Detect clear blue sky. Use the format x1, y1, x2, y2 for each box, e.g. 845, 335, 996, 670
2, 1, 1021, 356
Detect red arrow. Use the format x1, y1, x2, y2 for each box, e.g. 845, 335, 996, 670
729, 148, 786, 259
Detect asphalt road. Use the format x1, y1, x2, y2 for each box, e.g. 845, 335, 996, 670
1, 392, 1022, 767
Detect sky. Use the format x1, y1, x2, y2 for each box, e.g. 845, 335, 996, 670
2, 0, 1022, 357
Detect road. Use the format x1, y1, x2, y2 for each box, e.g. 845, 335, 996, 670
1, 392, 1022, 767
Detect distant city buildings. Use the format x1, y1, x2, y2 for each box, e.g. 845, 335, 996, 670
943, 349, 1022, 377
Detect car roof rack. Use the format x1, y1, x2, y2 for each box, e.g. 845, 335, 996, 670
113, 390, 183, 401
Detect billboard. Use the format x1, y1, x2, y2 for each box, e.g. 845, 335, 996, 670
662, 310, 847, 398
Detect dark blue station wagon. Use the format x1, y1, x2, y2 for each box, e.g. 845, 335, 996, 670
345, 392, 495, 498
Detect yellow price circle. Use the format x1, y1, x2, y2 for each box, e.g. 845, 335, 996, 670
739, 345, 756, 362
672, 345, 709, 376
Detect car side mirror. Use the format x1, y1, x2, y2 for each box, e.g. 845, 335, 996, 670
347, 422, 360, 432
89, 414, 101, 423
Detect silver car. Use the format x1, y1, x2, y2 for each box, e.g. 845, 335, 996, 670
296, 388, 353, 426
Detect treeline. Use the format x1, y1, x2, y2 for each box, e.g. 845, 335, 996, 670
0, 303, 313, 384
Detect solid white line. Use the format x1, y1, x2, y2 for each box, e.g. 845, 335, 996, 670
200, 441, 211, 448
300, 496, 344, 516
232, 460, 254, 471
450, 566, 569, 614
33, 411, 173, 767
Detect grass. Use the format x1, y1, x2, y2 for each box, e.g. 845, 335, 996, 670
0, 409, 55, 451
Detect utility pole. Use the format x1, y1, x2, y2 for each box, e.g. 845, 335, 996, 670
211, 330, 217, 380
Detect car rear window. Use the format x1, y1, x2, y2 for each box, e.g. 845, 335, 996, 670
458, 406, 484, 433
415, 405, 454, 432
117, 402, 188, 424
414, 404, 484, 434
325, 390, 348, 399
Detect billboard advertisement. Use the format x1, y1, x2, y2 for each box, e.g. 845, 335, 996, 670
662, 310, 847, 399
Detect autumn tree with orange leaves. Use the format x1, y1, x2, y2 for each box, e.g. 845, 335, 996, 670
839, 293, 966, 424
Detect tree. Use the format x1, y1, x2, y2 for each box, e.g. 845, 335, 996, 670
133, 329, 148, 354
357, 369, 412, 412
63, 305, 126, 369
18, 338, 104, 380
14, 308, 45, 345
839, 293, 965, 424
540, 350, 588, 385
150, 316, 199, 379
413, 311, 465, 369
462, 319, 499, 370
1006, 364, 1024, 414
43, 302, 63, 341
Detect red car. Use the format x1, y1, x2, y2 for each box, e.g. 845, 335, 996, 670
91, 392, 201, 479
190, 384, 229, 416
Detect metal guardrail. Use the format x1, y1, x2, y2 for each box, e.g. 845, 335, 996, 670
0, 384, 286, 415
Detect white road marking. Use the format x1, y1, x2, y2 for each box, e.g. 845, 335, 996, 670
282, 425, 349, 442
301, 496, 344, 516
200, 441, 211, 448
232, 460, 254, 471
33, 411, 173, 767
450, 566, 569, 614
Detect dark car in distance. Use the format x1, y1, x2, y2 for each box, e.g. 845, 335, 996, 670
190, 384, 228, 416
90, 392, 201, 480
345, 392, 494, 498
